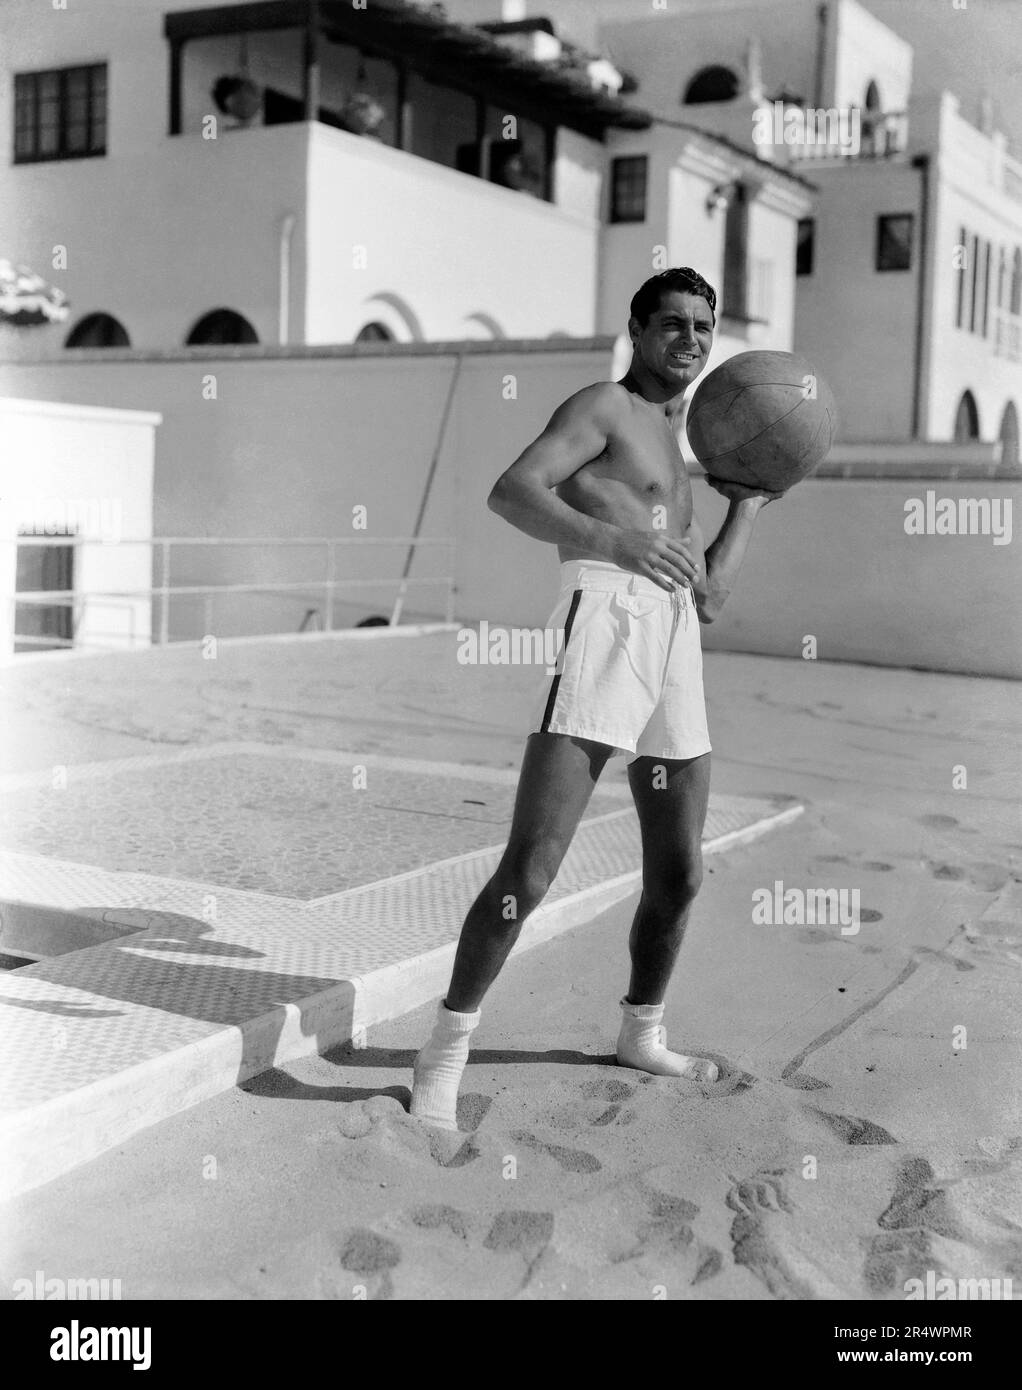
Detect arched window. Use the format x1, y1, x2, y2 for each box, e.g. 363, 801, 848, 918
185, 308, 259, 345
65, 312, 130, 347
953, 389, 980, 442
354, 321, 393, 342
999, 400, 1019, 468
862, 79, 882, 154
683, 65, 740, 104
1011, 248, 1022, 316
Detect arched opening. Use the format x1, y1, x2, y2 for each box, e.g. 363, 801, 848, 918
357, 292, 423, 342
953, 389, 980, 442
1011, 248, 1022, 316
999, 400, 1020, 467
462, 311, 504, 340
862, 79, 882, 154
683, 65, 740, 105
185, 308, 259, 345
354, 321, 393, 342
65, 312, 130, 348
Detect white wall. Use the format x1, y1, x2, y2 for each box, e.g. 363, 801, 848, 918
2, 347, 1014, 676
0, 121, 310, 357
599, 1, 820, 116
304, 122, 600, 343
556, 128, 604, 228
924, 94, 1022, 446
695, 474, 1022, 679
0, 0, 606, 355
599, 124, 810, 351
0, 398, 158, 657
793, 159, 922, 441
827, 0, 912, 115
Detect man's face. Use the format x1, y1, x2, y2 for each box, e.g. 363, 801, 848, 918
630, 289, 714, 391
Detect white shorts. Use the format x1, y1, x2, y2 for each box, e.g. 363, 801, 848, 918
529, 559, 712, 762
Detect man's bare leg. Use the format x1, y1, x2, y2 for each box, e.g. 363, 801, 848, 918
410, 732, 613, 1127
616, 753, 718, 1082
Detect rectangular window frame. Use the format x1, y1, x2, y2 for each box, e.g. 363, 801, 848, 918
609, 154, 648, 224
795, 217, 815, 277
875, 212, 913, 272
13, 64, 107, 164
954, 225, 967, 327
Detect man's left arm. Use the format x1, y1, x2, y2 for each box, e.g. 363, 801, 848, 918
686, 480, 782, 624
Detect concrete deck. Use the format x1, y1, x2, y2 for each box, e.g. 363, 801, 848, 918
0, 632, 798, 1201
1, 631, 1019, 1300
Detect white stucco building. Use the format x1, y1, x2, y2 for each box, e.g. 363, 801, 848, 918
594, 0, 1022, 458
0, 0, 809, 361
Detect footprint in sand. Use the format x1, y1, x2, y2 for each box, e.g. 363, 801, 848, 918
807, 1108, 897, 1146
962, 921, 1022, 972
865, 1151, 1022, 1298
725, 1169, 818, 1300
925, 859, 1011, 892
782, 1072, 830, 1091
603, 1181, 724, 1288
408, 1204, 472, 1241
383, 1204, 555, 1294
812, 855, 893, 873
337, 1228, 402, 1300
509, 1130, 602, 1173
863, 1156, 966, 1296
540, 1076, 643, 1132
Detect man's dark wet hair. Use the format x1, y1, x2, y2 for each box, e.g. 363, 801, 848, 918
629, 267, 717, 327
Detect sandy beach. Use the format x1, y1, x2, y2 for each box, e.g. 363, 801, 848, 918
3, 643, 1019, 1300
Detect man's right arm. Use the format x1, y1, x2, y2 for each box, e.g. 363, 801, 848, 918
487, 384, 624, 559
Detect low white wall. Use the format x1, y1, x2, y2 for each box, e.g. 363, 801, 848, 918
694, 476, 1021, 679
0, 398, 158, 657
0, 349, 1017, 677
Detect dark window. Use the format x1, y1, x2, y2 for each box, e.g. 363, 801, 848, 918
609, 155, 648, 223
683, 66, 739, 104
355, 322, 392, 342
1000, 401, 1019, 468
876, 213, 913, 271
955, 225, 967, 327
796, 218, 815, 276
65, 313, 130, 348
14, 65, 107, 163
185, 309, 259, 345
723, 182, 749, 316
969, 233, 981, 332
861, 80, 882, 155
953, 389, 980, 442
15, 539, 74, 652
1012, 248, 1022, 316
981, 240, 991, 336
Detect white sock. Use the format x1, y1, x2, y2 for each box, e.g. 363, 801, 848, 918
410, 1000, 481, 1131
616, 998, 718, 1082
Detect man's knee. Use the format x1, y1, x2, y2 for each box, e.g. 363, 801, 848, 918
645, 855, 703, 920
496, 848, 559, 917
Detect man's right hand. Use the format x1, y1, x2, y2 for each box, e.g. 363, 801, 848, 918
609, 530, 700, 591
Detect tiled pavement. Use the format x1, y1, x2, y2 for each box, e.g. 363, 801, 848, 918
0, 634, 802, 1199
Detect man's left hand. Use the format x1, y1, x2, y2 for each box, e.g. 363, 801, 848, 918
706, 476, 785, 506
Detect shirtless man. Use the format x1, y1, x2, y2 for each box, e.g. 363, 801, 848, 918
410, 267, 781, 1130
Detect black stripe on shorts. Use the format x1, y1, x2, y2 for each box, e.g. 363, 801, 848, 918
540, 587, 582, 732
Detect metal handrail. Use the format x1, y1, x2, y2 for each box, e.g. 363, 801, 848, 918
7, 534, 457, 646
